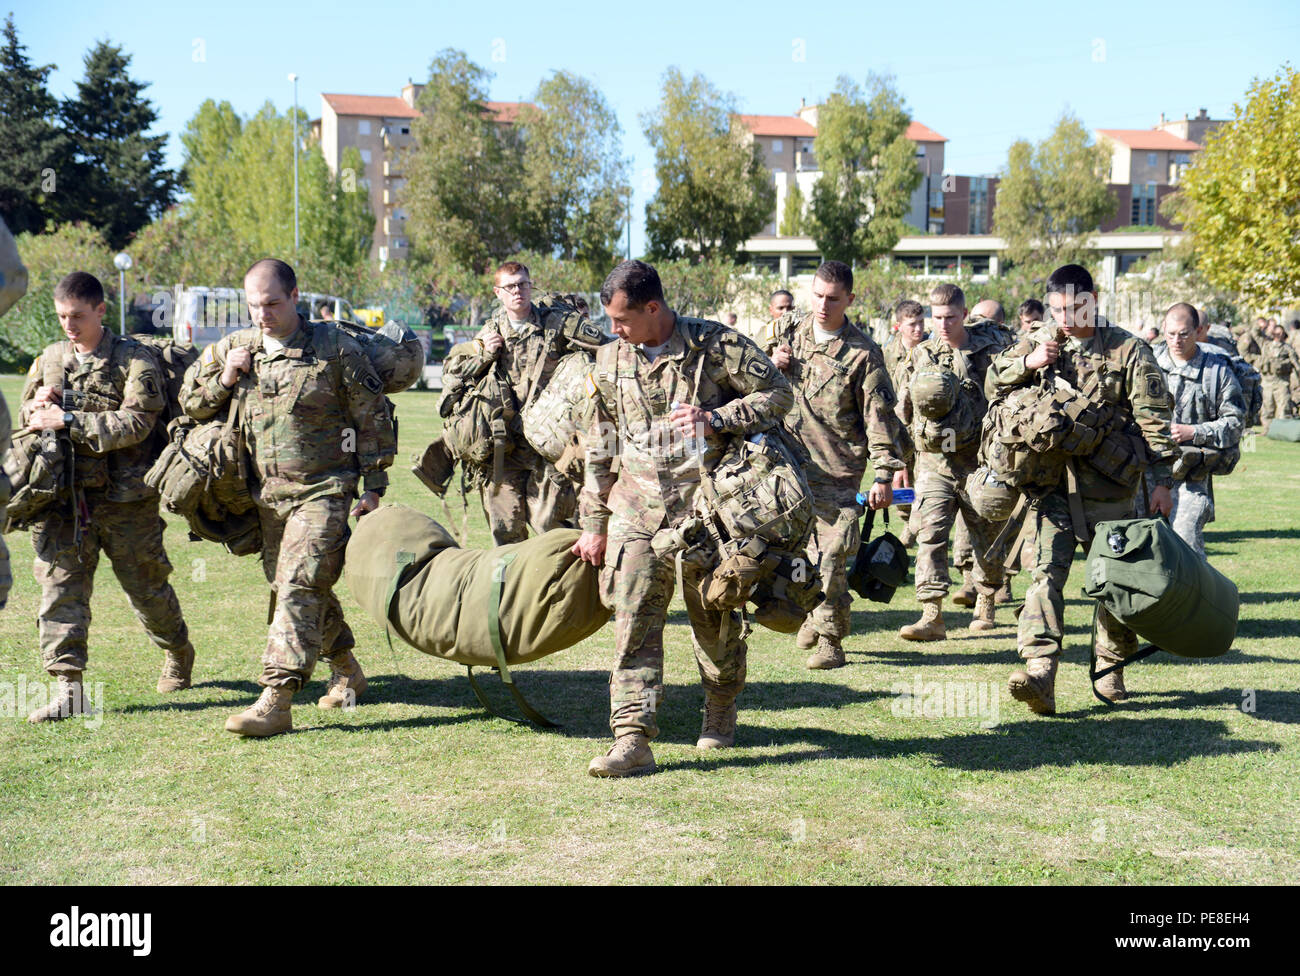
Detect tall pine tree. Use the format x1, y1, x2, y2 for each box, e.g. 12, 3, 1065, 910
0, 15, 67, 234
59, 40, 176, 247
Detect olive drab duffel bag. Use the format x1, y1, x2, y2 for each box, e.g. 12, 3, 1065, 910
345, 503, 613, 726
1266, 418, 1300, 442
1081, 517, 1239, 704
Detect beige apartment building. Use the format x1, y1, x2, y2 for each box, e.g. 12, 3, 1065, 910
1095, 111, 1223, 232
312, 85, 525, 267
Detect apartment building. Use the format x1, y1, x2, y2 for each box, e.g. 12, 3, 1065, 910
312, 85, 527, 267
1095, 114, 1223, 231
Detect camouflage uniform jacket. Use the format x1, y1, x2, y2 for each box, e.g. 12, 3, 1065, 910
1203, 324, 1237, 356
444, 300, 606, 450
882, 332, 927, 431
1259, 339, 1300, 379
1236, 329, 1263, 366
1153, 343, 1244, 459
580, 314, 793, 535
990, 318, 1177, 489
774, 312, 906, 486
181, 317, 394, 506
20, 329, 166, 502
911, 320, 1015, 471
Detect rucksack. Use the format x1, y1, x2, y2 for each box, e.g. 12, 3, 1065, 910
910, 364, 981, 454
439, 341, 516, 480
1228, 356, 1262, 429
130, 334, 200, 458
2, 428, 66, 529
331, 319, 424, 394
521, 350, 599, 483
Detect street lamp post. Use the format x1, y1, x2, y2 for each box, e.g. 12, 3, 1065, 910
113, 252, 132, 335
289, 72, 300, 254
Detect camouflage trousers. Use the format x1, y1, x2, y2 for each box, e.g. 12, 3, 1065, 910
914, 457, 1007, 600
1260, 377, 1293, 427
1019, 492, 1137, 661
32, 493, 190, 675
481, 454, 576, 546
805, 482, 863, 645
955, 507, 1033, 575
1170, 479, 1214, 559
599, 515, 747, 740
258, 494, 355, 689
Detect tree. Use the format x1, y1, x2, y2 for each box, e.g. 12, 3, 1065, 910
515, 71, 630, 288
0, 15, 67, 235
992, 111, 1116, 269
1177, 64, 1300, 307
808, 74, 922, 266
779, 181, 804, 237
642, 68, 775, 262
133, 99, 373, 295
58, 40, 177, 248
402, 49, 521, 310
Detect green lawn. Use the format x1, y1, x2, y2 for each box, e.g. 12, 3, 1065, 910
1, 374, 1297, 885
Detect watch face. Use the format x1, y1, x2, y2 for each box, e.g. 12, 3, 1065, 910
711, 415, 725, 431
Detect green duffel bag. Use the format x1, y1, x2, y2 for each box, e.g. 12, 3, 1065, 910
1265, 418, 1300, 442
1082, 518, 1238, 702
345, 504, 612, 725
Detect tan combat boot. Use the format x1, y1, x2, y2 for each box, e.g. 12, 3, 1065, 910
27, 672, 92, 723
317, 650, 368, 709
697, 692, 738, 749
588, 733, 656, 777
899, 599, 946, 641
1093, 649, 1127, 702
806, 635, 846, 670
969, 593, 996, 632
156, 643, 195, 693
1008, 656, 1058, 715
795, 617, 817, 651
225, 686, 293, 737
995, 578, 1014, 605
951, 573, 977, 608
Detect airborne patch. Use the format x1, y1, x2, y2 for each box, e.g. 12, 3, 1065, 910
1146, 372, 1166, 399
746, 359, 770, 379
361, 374, 383, 395
141, 373, 161, 400
582, 323, 602, 341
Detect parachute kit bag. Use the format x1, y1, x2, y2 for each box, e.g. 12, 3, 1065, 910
848, 507, 909, 603
1266, 418, 1300, 442
345, 504, 613, 726
1081, 517, 1239, 703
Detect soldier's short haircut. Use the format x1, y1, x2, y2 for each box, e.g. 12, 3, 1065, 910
495, 260, 530, 283
245, 258, 297, 295
770, 289, 794, 303
53, 271, 104, 307
815, 260, 853, 292
1018, 298, 1044, 320
929, 282, 965, 309
894, 299, 924, 322
974, 299, 1005, 323
600, 260, 664, 310
1045, 264, 1094, 295
1165, 302, 1199, 331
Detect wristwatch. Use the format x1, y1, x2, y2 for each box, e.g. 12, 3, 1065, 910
709, 412, 726, 433
62, 411, 75, 429
873, 476, 891, 485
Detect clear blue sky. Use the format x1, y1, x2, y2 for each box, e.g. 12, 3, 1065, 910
12, 0, 1300, 255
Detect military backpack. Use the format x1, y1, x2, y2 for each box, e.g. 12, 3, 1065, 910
520, 349, 598, 483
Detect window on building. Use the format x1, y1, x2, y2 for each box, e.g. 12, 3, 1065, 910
898, 255, 928, 273
400, 126, 410, 135
772, 139, 783, 153
792, 256, 822, 276
968, 177, 989, 235
751, 256, 781, 274
360, 149, 372, 164
1174, 153, 1189, 165
358, 120, 372, 136
966, 255, 991, 276
1130, 182, 1157, 225
1146, 151, 1158, 167
929, 255, 960, 275
1118, 253, 1150, 275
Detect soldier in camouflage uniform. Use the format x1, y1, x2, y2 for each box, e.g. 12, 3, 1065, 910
900, 284, 1016, 641
574, 261, 792, 777
182, 259, 395, 737
1259, 322, 1300, 433
0, 217, 23, 611
21, 273, 196, 723
764, 261, 905, 669
882, 299, 926, 547
1153, 303, 1245, 558
442, 262, 605, 545
989, 265, 1175, 712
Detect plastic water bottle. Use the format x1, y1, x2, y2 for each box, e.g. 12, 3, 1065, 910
857, 488, 914, 507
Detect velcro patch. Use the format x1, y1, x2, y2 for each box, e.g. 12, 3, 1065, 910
1146, 372, 1166, 399
747, 359, 770, 378
361, 374, 383, 395
201, 345, 217, 367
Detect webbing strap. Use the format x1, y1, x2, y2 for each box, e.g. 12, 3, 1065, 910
984, 493, 1030, 569
1064, 459, 1091, 545
1088, 602, 1161, 706
467, 552, 559, 728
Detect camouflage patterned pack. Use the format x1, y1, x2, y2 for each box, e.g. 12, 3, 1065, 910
331, 319, 424, 394
520, 349, 598, 482
438, 344, 516, 474
1172, 443, 1241, 481
911, 366, 980, 453
695, 427, 814, 553
2, 427, 66, 529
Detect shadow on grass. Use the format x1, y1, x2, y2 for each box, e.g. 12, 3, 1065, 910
1206, 528, 1300, 543
666, 716, 1279, 773
1108, 687, 1300, 723
1235, 591, 1300, 606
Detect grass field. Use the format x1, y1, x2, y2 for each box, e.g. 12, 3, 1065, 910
1, 373, 1297, 885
